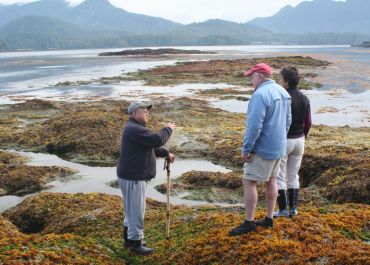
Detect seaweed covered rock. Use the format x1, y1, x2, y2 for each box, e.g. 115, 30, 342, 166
2, 193, 369, 264
180, 170, 242, 189
0, 216, 124, 265
99, 48, 214, 56
155, 170, 246, 204
10, 99, 56, 110
40, 108, 125, 163
0, 150, 26, 165
155, 205, 370, 265
1, 100, 130, 165
155, 170, 328, 205
123, 56, 330, 87
0, 151, 76, 196
3, 192, 124, 237
0, 215, 22, 238
3, 192, 179, 239
301, 126, 370, 204
172, 170, 245, 203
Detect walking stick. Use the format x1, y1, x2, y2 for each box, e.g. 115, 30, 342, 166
164, 158, 171, 240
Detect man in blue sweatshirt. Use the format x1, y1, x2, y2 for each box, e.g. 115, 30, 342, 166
229, 63, 291, 236
117, 101, 175, 254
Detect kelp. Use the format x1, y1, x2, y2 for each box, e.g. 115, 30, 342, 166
122, 56, 330, 87
0, 216, 124, 265
155, 170, 330, 205
0, 100, 129, 166
0, 98, 368, 203
2, 193, 369, 264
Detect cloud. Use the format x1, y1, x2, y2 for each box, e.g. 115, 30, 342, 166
0, 0, 346, 24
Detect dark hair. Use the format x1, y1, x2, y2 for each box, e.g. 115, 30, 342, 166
280, 66, 300, 88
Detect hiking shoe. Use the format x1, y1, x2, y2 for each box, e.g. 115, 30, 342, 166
289, 208, 298, 217
228, 221, 256, 236
273, 209, 289, 218
255, 217, 273, 228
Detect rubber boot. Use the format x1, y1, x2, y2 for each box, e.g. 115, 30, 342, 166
288, 188, 299, 217
124, 226, 132, 247
124, 226, 146, 247
273, 189, 289, 217
131, 240, 154, 255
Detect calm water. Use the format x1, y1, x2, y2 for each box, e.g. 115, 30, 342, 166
0, 45, 369, 127
0, 150, 233, 212
1, 45, 369, 94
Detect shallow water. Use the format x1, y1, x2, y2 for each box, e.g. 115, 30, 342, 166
0, 150, 233, 212
0, 45, 369, 126
211, 89, 370, 127
0, 59, 178, 94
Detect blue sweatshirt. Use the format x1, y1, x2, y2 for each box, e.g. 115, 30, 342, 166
242, 80, 292, 160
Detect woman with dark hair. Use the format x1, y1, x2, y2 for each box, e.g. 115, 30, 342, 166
274, 66, 311, 217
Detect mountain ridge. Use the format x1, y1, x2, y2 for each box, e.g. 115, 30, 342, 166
248, 0, 370, 34
0, 0, 182, 34
1, 0, 370, 50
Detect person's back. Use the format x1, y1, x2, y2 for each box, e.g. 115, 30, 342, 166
287, 87, 310, 138
245, 79, 291, 160
230, 63, 292, 237
274, 66, 311, 218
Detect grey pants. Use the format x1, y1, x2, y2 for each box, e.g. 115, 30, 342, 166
118, 178, 147, 240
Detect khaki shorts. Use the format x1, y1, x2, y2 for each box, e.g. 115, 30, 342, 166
243, 153, 281, 182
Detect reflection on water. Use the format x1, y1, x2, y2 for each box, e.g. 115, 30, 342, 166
1, 45, 369, 94
1, 82, 234, 104
0, 150, 233, 212
0, 45, 369, 127
211, 89, 370, 127
0, 59, 178, 93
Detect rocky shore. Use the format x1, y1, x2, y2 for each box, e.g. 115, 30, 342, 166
1, 192, 369, 264
0, 98, 369, 203
0, 53, 369, 264
53, 56, 327, 89
122, 56, 328, 87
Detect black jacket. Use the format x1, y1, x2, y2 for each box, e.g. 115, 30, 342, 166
287, 87, 311, 138
117, 117, 172, 181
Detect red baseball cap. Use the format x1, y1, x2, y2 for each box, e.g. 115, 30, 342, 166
244, 63, 272, 76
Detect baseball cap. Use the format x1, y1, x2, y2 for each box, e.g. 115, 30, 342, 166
244, 63, 273, 76
127, 101, 152, 114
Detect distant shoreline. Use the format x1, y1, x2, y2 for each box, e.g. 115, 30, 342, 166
0, 44, 352, 53
98, 48, 215, 56
352, 41, 370, 48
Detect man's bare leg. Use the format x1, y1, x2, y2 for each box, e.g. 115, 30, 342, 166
243, 179, 258, 221
266, 176, 278, 218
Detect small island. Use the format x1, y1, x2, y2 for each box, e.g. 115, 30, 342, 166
353, 41, 370, 48
98, 48, 215, 56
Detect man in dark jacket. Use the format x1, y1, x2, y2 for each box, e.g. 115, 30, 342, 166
117, 101, 175, 255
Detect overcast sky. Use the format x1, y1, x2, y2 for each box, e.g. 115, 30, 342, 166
0, 0, 345, 24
